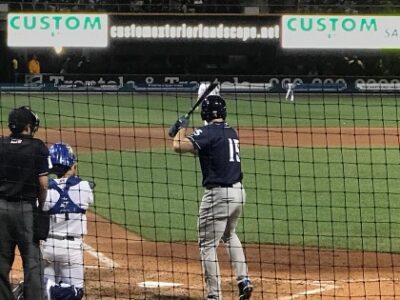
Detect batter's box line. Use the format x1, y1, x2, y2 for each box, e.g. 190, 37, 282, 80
277, 280, 336, 300
343, 277, 399, 283
84, 242, 120, 269
273, 278, 397, 300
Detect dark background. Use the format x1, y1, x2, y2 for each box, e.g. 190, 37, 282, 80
1, 1, 400, 82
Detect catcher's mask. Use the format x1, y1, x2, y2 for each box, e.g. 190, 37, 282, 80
49, 142, 76, 169
8, 106, 40, 135
201, 95, 227, 122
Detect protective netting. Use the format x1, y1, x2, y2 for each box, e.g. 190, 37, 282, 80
2, 82, 400, 299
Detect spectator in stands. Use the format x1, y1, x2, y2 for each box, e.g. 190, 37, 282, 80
60, 57, 72, 74
344, 55, 365, 75
129, 0, 144, 11
77, 56, 90, 73
10, 57, 19, 83
28, 55, 41, 74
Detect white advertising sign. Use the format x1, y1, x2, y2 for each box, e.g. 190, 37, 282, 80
7, 13, 108, 47
282, 15, 400, 49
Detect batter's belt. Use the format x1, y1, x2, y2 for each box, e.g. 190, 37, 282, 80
205, 182, 241, 189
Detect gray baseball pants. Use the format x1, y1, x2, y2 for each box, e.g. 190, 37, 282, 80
198, 182, 249, 299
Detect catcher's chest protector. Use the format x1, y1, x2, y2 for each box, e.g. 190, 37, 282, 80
48, 177, 86, 220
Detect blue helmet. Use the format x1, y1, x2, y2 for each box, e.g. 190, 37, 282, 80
49, 143, 76, 168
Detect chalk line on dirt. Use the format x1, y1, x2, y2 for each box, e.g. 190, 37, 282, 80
84, 242, 120, 269
278, 281, 336, 300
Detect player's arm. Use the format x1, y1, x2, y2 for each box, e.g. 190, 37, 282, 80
36, 141, 50, 209
37, 175, 48, 209
173, 128, 196, 154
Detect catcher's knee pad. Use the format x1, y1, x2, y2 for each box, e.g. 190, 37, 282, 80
50, 283, 84, 300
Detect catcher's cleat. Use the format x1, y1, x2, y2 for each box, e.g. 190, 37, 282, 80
238, 278, 253, 300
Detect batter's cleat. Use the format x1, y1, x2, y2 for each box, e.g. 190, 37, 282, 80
238, 278, 253, 300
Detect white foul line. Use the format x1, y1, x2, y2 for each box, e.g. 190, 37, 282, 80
278, 281, 336, 300
83, 242, 120, 269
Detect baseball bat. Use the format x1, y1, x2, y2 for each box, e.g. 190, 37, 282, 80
185, 81, 219, 118
168, 81, 219, 138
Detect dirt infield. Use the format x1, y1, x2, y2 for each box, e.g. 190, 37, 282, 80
10, 127, 400, 299
28, 127, 400, 150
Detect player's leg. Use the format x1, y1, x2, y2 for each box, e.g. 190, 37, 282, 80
290, 89, 295, 101
42, 238, 61, 285
198, 189, 228, 300
285, 88, 291, 100
0, 200, 16, 300
58, 240, 84, 289
16, 202, 45, 300
46, 240, 84, 300
221, 188, 248, 278
220, 184, 252, 299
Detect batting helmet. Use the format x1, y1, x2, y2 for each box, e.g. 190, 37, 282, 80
201, 95, 227, 122
8, 106, 40, 135
49, 143, 76, 168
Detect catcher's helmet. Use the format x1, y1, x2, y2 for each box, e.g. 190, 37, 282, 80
8, 106, 40, 135
49, 143, 76, 168
201, 95, 227, 122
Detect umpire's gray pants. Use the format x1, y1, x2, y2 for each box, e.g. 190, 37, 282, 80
198, 182, 249, 299
0, 199, 44, 300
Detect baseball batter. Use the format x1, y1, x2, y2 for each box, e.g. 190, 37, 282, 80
41, 143, 94, 300
171, 95, 252, 300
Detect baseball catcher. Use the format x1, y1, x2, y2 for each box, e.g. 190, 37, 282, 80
41, 143, 94, 300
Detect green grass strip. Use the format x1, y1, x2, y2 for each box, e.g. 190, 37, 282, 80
77, 147, 400, 253
1, 93, 400, 127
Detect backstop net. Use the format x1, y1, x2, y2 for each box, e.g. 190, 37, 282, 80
2, 76, 400, 299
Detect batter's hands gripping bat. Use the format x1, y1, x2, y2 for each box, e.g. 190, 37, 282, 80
168, 81, 219, 137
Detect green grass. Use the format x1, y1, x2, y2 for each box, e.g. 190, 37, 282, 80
77, 147, 400, 253
4, 91, 400, 252
1, 93, 400, 128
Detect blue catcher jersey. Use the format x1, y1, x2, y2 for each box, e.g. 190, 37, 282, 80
187, 122, 242, 187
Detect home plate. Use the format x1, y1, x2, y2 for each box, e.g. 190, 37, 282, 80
138, 281, 183, 288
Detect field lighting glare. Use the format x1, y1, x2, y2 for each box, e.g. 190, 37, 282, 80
54, 46, 63, 54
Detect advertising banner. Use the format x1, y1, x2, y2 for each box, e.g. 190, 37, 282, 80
109, 15, 280, 43
7, 13, 108, 47
282, 15, 400, 49
2, 74, 400, 93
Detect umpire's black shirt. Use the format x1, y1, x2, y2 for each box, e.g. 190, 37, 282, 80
0, 134, 49, 202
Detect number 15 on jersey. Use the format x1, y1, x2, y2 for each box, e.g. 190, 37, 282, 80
228, 138, 240, 162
